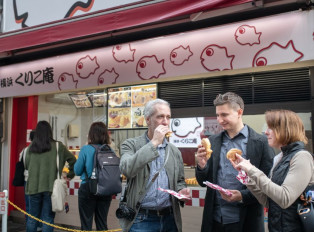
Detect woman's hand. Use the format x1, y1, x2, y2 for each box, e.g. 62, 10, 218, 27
229, 154, 254, 173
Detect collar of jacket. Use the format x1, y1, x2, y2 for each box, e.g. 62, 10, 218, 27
281, 141, 305, 157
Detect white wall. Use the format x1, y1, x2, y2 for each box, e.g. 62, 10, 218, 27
38, 95, 82, 147
38, 95, 108, 148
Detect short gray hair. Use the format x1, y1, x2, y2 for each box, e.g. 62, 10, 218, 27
213, 92, 244, 111
144, 98, 170, 119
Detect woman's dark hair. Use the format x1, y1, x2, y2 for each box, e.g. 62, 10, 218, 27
29, 130, 35, 141
29, 121, 55, 153
88, 122, 110, 145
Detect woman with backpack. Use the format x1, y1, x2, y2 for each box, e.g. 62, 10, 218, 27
25, 121, 76, 232
74, 122, 113, 231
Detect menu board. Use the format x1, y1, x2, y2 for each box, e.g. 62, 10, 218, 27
69, 94, 93, 108
88, 92, 107, 107
108, 84, 156, 129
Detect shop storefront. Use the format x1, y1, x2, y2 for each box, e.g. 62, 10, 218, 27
1, 5, 314, 231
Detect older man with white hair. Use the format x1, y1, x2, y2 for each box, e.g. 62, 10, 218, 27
119, 98, 190, 232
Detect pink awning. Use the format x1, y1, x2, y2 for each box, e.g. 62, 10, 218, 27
0, 0, 252, 54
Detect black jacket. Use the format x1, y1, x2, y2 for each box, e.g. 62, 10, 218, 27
196, 126, 274, 232
268, 142, 305, 232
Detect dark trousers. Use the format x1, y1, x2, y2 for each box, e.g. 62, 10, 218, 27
78, 183, 112, 230
213, 220, 243, 232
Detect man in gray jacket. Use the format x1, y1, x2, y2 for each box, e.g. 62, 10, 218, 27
119, 98, 190, 232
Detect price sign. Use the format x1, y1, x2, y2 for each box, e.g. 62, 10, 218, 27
0, 192, 7, 215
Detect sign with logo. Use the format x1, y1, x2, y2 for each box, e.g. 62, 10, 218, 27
169, 117, 203, 148
0, 11, 313, 98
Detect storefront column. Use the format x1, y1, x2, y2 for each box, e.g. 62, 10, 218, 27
310, 67, 314, 152
8, 96, 38, 213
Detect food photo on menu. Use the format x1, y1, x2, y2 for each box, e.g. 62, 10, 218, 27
131, 86, 156, 107
108, 88, 131, 108
132, 107, 147, 128
108, 108, 131, 129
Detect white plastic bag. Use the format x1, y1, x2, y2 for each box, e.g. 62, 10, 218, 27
51, 142, 67, 212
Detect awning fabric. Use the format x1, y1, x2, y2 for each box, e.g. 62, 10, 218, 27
0, 0, 251, 54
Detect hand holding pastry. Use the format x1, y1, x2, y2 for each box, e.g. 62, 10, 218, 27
201, 138, 213, 159
151, 125, 171, 147
196, 138, 212, 170
228, 150, 254, 173
232, 154, 254, 173
226, 148, 242, 162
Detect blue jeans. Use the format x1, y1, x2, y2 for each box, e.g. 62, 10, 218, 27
24, 182, 30, 223
27, 192, 55, 232
129, 211, 178, 232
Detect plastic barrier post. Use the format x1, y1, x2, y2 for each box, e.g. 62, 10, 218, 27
0, 190, 8, 232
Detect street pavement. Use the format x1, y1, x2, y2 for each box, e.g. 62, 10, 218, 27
0, 218, 72, 232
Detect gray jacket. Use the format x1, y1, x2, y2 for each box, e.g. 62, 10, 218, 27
119, 133, 187, 232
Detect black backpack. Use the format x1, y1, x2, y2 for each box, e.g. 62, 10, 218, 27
87, 144, 122, 196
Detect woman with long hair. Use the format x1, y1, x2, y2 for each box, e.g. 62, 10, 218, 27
231, 110, 314, 232
25, 121, 76, 232
74, 122, 112, 231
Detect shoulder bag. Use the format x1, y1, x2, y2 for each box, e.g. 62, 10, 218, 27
297, 185, 314, 232
116, 148, 170, 221
51, 142, 68, 212
12, 147, 28, 186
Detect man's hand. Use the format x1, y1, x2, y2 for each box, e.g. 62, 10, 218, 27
196, 144, 208, 169
178, 188, 191, 202
151, 125, 170, 147
219, 189, 242, 202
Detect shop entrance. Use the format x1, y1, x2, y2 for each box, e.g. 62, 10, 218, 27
9, 96, 38, 213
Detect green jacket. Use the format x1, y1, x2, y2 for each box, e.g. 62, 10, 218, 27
25, 141, 76, 195
119, 133, 187, 232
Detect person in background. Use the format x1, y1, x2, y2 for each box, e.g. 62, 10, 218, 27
74, 122, 112, 231
108, 131, 120, 157
230, 109, 314, 232
18, 130, 42, 230
25, 121, 76, 232
196, 92, 274, 232
119, 98, 190, 232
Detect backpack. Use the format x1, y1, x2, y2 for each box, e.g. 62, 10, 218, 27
87, 144, 122, 196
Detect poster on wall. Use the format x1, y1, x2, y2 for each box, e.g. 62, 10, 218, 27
88, 92, 107, 107
108, 84, 156, 129
169, 117, 204, 148
69, 94, 92, 108
201, 117, 223, 138
131, 84, 156, 128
